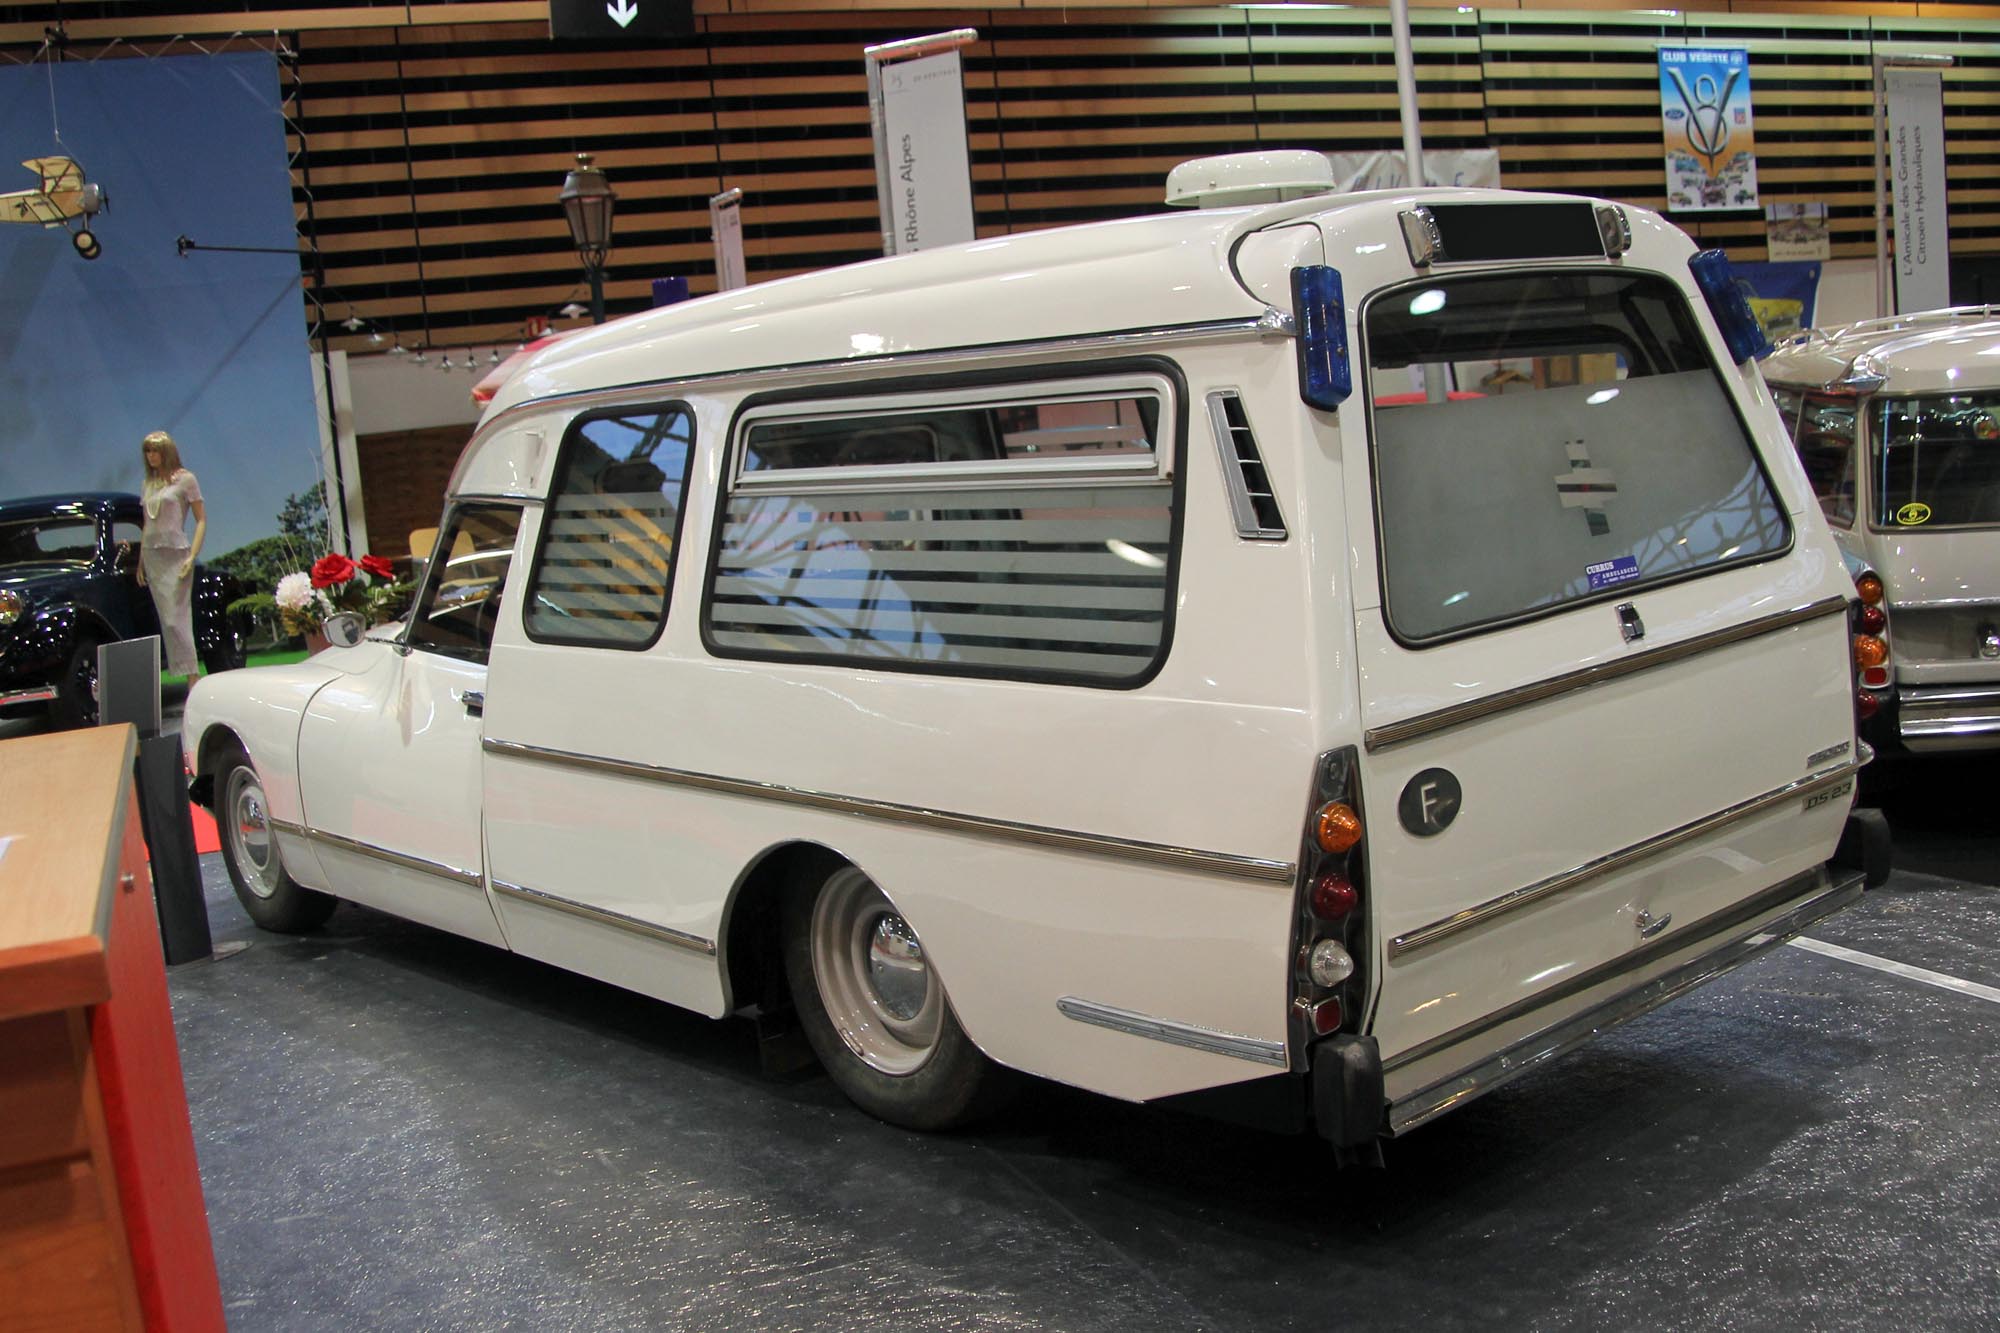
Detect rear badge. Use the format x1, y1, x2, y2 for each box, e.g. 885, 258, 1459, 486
1399, 768, 1462, 837
1806, 741, 1851, 769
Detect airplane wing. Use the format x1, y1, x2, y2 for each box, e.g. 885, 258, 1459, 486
0, 157, 83, 227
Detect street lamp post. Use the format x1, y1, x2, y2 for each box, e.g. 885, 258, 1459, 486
559, 152, 617, 324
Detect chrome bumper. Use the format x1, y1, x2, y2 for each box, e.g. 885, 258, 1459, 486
1898, 684, 2000, 749
0, 685, 58, 709
1381, 863, 1866, 1135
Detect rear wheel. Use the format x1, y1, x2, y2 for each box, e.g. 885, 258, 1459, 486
212, 742, 336, 932
781, 862, 1012, 1130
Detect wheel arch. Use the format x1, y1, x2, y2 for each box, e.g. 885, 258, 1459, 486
718, 839, 849, 1015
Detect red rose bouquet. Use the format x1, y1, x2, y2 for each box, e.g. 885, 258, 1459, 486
275, 552, 412, 635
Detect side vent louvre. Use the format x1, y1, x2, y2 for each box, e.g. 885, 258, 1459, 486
1206, 390, 1288, 541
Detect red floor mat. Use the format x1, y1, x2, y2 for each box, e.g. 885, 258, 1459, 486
191, 803, 220, 855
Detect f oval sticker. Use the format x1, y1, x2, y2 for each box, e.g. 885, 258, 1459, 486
1399, 768, 1463, 837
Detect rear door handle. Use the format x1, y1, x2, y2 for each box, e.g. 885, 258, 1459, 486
456, 689, 484, 717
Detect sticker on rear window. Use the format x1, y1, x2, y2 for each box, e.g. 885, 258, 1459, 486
1586, 555, 1641, 590
1894, 502, 1931, 526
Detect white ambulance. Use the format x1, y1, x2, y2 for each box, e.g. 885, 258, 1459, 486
1763, 309, 2000, 759
185, 155, 1887, 1155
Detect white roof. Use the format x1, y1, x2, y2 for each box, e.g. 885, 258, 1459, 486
481, 186, 1639, 418
1763, 308, 2000, 395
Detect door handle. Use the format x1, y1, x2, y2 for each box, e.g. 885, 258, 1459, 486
456, 689, 484, 717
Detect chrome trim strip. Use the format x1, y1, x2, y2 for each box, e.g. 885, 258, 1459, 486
484, 738, 1296, 884
1387, 867, 1864, 1134
474, 316, 1288, 442
490, 879, 717, 956
1389, 756, 1866, 959
1901, 715, 2000, 739
1898, 685, 2000, 706
266, 818, 484, 889
0, 686, 59, 708
1364, 596, 1849, 752
1056, 997, 1288, 1068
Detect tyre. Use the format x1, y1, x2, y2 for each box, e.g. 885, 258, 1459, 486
201, 620, 246, 674
48, 635, 103, 729
211, 742, 337, 932
781, 861, 1013, 1130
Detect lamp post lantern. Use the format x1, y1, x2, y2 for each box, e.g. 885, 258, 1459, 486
559, 151, 617, 324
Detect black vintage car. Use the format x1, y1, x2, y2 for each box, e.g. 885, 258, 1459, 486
0, 493, 245, 727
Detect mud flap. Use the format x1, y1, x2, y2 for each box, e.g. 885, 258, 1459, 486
1311, 1034, 1385, 1148
1836, 807, 1892, 888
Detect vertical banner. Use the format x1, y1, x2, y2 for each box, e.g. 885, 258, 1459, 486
1326, 148, 1500, 192
1660, 47, 1758, 213
710, 188, 746, 292
1886, 68, 1950, 313
869, 36, 977, 255
1732, 261, 1823, 341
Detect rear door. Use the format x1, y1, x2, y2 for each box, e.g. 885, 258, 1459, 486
1339, 261, 1860, 1075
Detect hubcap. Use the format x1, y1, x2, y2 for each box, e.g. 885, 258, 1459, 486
224, 765, 284, 899
810, 868, 942, 1075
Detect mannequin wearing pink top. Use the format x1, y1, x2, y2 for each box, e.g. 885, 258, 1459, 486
137, 430, 207, 680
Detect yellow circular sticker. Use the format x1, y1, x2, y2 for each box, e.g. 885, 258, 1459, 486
1895, 502, 1932, 526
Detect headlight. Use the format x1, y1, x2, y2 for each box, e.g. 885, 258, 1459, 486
0, 589, 23, 626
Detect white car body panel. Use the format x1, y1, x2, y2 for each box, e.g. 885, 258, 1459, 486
182, 183, 1870, 1133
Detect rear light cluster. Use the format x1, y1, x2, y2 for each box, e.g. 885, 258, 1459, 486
1292, 748, 1369, 1048
1852, 570, 1891, 719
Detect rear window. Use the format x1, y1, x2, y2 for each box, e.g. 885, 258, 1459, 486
1872, 394, 2000, 529
1363, 270, 1791, 643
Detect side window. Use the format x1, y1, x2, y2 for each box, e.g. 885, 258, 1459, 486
407, 505, 523, 664
1796, 394, 1857, 527
523, 405, 695, 647
705, 378, 1175, 685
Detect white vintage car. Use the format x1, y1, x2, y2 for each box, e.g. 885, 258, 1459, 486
1763, 309, 2000, 757
186, 159, 1886, 1153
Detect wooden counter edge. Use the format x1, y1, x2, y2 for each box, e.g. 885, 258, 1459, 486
0, 935, 114, 1022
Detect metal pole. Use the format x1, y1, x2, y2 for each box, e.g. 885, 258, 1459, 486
1390, 0, 1424, 186
588, 264, 604, 325
1873, 57, 1890, 318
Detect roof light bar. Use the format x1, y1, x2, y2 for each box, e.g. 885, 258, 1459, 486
1399, 208, 1442, 267
1595, 203, 1632, 257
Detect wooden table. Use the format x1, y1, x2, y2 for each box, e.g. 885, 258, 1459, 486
0, 725, 225, 1332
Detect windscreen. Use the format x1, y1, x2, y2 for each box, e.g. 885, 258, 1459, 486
1872, 394, 2000, 529
1364, 269, 1789, 642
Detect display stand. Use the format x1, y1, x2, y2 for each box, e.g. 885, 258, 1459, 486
0, 725, 226, 1332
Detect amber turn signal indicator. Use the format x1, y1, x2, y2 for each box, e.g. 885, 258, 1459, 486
1314, 802, 1362, 854
1855, 572, 1885, 606
1854, 635, 1889, 669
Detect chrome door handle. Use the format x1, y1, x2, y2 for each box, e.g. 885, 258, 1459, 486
1635, 908, 1672, 940
457, 689, 484, 716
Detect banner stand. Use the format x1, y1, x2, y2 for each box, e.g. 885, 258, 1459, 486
864, 28, 978, 257
1874, 53, 1954, 316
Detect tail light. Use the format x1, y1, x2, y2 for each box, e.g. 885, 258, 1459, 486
1850, 568, 1891, 720
1292, 748, 1370, 1058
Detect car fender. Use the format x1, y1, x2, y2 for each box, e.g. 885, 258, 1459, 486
6, 601, 119, 679
184, 660, 348, 835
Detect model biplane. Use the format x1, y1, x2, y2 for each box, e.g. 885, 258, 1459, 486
1, 156, 107, 259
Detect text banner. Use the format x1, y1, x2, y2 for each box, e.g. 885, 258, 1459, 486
1660, 47, 1758, 213
875, 50, 976, 255
1886, 68, 1950, 313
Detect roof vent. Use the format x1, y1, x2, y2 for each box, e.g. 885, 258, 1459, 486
1166, 150, 1336, 209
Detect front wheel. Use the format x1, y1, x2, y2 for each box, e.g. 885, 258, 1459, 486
211, 742, 337, 933
781, 862, 1013, 1130
48, 635, 103, 729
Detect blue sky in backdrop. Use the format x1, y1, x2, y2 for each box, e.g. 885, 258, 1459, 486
0, 51, 320, 557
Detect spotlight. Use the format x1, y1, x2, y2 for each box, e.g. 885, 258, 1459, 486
342, 315, 366, 331
368, 330, 385, 345
559, 302, 587, 319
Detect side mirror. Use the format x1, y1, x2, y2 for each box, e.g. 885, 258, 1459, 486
323, 612, 366, 648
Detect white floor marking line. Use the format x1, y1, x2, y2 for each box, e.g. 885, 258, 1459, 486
1790, 936, 2000, 1007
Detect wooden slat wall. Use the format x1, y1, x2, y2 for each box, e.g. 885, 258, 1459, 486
6, 1, 1997, 351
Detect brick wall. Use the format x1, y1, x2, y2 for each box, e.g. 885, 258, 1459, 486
356, 426, 469, 562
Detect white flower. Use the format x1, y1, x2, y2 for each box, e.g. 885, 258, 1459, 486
275, 572, 316, 611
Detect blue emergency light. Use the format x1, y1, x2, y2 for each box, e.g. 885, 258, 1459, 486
1291, 265, 1352, 410
1688, 249, 1774, 365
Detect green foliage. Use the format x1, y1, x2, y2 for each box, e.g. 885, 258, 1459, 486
279, 481, 328, 547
